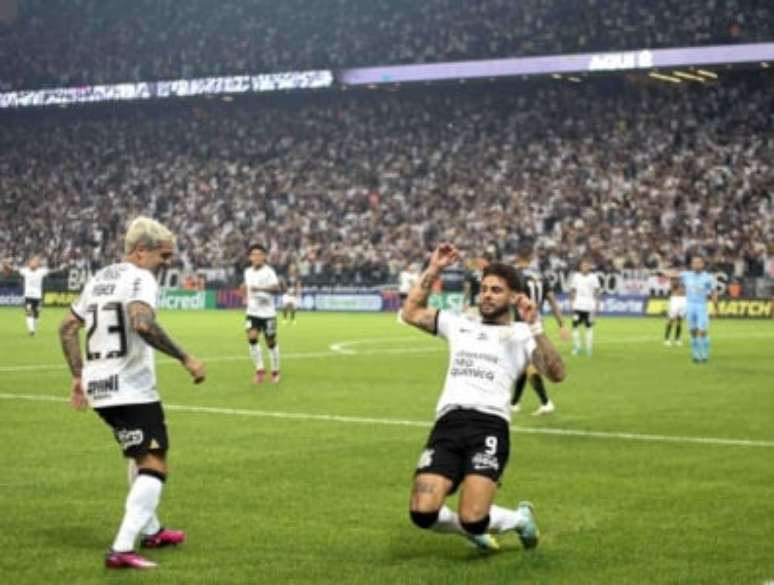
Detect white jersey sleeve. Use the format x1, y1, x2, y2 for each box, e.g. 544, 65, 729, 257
127, 269, 159, 310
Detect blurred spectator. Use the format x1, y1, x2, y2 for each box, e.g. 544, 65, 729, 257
0, 73, 772, 286
0, 0, 772, 91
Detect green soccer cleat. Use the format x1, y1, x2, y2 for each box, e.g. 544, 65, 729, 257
515, 501, 540, 550
466, 532, 501, 552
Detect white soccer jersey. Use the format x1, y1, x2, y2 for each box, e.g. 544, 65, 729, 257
244, 265, 279, 318
19, 267, 50, 299
570, 272, 600, 312
399, 270, 418, 294
435, 311, 536, 423
71, 262, 160, 409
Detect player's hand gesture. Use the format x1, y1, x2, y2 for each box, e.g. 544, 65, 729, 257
184, 355, 206, 384
69, 378, 88, 411
429, 243, 459, 271
514, 293, 539, 324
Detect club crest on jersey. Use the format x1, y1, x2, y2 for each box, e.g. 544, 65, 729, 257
471, 452, 500, 472
417, 448, 434, 469
116, 429, 144, 450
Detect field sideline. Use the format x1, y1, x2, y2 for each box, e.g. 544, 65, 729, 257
1, 308, 773, 584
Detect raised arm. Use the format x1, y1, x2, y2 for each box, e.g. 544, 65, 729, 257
58, 312, 87, 410
402, 244, 459, 334
127, 301, 206, 383
515, 294, 566, 383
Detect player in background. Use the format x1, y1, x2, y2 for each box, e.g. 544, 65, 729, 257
397, 262, 420, 323
281, 265, 302, 325
511, 241, 570, 415
664, 278, 686, 346
403, 243, 565, 553
462, 254, 490, 318
569, 259, 601, 356
241, 244, 281, 383
2, 255, 60, 336
58, 217, 205, 570
663, 256, 718, 363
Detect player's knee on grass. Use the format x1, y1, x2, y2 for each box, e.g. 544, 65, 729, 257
409, 509, 439, 529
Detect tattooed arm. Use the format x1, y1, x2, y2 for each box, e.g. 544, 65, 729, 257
531, 334, 566, 383
127, 301, 206, 383
514, 293, 566, 383
58, 313, 88, 410
402, 244, 459, 334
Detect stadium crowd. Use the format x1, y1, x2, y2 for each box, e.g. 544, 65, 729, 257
1, 0, 772, 90
1, 74, 772, 285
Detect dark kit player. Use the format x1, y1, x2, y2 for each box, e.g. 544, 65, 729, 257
510, 241, 569, 415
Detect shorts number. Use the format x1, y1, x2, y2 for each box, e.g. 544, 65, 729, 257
484, 436, 498, 456
85, 302, 128, 361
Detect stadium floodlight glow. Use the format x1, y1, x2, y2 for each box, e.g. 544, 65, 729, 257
0, 70, 334, 109
696, 69, 719, 79
672, 71, 707, 82
339, 42, 774, 86
648, 72, 682, 83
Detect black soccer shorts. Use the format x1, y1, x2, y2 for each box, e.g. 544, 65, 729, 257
245, 316, 278, 337
24, 297, 41, 318
95, 401, 169, 458
414, 408, 510, 493
573, 310, 594, 328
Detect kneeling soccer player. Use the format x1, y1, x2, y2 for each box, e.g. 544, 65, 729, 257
402, 243, 566, 552
58, 217, 206, 570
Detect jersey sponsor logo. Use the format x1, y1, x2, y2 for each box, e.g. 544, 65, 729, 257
417, 448, 434, 469
450, 354, 496, 382
87, 375, 120, 398
116, 429, 144, 450
471, 452, 500, 472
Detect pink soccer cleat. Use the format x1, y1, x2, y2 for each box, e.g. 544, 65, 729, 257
105, 550, 158, 570
140, 527, 186, 549
271, 370, 281, 383
254, 369, 266, 384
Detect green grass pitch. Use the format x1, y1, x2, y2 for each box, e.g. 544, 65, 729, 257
1, 307, 773, 584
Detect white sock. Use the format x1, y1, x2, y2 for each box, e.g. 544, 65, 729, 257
586, 329, 594, 353
572, 329, 580, 350
112, 474, 163, 552
126, 461, 161, 536
431, 505, 466, 535
268, 345, 280, 372
26, 316, 35, 333
249, 343, 264, 370
488, 504, 527, 533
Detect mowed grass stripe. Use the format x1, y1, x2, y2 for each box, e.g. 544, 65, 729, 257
3, 392, 774, 450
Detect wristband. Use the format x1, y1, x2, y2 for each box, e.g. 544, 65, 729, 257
529, 322, 544, 336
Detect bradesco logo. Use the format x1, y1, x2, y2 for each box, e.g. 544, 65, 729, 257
158, 290, 207, 311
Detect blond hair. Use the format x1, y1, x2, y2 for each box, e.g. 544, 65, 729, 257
124, 216, 176, 254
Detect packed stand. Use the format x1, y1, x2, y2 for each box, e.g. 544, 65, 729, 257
1, 75, 772, 285
1, 0, 773, 91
